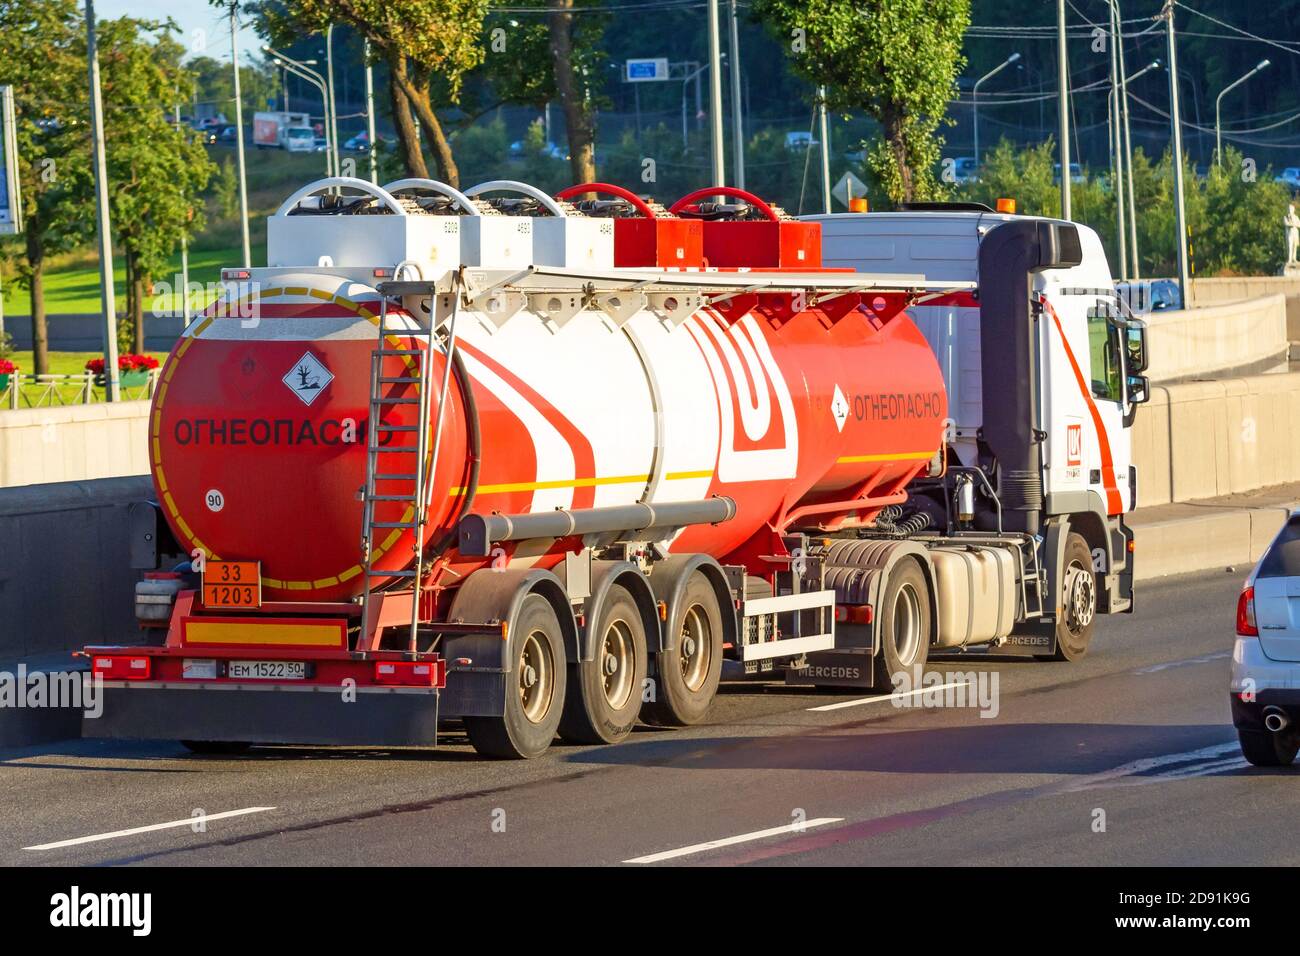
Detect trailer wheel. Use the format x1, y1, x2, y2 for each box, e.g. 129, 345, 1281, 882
180, 741, 251, 755
465, 593, 567, 759
1043, 532, 1097, 662
872, 558, 931, 689
559, 584, 648, 745
641, 572, 723, 727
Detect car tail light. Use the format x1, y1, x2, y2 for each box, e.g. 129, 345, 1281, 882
1237, 586, 1259, 637
373, 660, 444, 687
92, 656, 152, 680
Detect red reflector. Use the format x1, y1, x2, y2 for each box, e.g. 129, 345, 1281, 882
92, 656, 152, 680
835, 604, 874, 625
373, 660, 445, 687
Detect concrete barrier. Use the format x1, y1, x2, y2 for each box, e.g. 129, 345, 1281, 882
0, 476, 153, 660
1132, 370, 1300, 507
0, 401, 151, 488
1144, 293, 1289, 382
1190, 276, 1300, 344
3, 313, 187, 352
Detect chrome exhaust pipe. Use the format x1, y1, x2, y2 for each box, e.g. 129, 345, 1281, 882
1263, 706, 1290, 733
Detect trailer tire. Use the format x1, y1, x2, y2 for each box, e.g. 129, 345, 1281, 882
1040, 532, 1097, 662
465, 593, 567, 759
559, 585, 648, 745
180, 740, 251, 755
872, 558, 931, 689
641, 572, 723, 727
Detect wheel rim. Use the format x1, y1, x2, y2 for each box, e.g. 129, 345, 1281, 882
1064, 561, 1096, 634
893, 582, 921, 664
601, 618, 636, 710
679, 604, 712, 692
518, 630, 554, 724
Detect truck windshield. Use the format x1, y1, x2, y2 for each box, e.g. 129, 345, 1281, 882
289, 128, 312, 140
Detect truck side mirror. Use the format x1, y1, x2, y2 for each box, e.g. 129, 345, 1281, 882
1125, 322, 1148, 373
1126, 373, 1149, 405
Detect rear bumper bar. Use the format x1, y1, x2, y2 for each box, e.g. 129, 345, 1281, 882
83, 682, 440, 747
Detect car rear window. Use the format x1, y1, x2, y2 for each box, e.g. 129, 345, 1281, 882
1258, 517, 1300, 577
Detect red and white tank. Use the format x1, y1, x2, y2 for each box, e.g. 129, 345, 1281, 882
150, 178, 948, 602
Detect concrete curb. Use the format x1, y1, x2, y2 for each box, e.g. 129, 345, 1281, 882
1131, 501, 1296, 581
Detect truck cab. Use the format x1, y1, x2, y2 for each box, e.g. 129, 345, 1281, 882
804, 205, 1147, 630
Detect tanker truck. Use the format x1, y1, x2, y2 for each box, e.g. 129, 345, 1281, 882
86, 179, 1148, 759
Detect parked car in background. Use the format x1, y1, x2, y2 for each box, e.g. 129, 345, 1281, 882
1231, 512, 1300, 766
1116, 278, 1182, 313
312, 137, 329, 153
219, 125, 240, 144
344, 131, 371, 152
785, 131, 818, 151
948, 156, 978, 184
1276, 167, 1300, 192
1053, 162, 1085, 184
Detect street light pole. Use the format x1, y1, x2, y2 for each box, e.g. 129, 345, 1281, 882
705, 0, 726, 187
1106, 1, 1127, 280
325, 24, 340, 178
727, 0, 744, 189
972, 52, 1020, 168
1123, 60, 1160, 279
1057, 0, 1072, 219
818, 86, 832, 214
364, 39, 378, 184
1164, 0, 1191, 307
1215, 59, 1271, 167
86, 0, 119, 401
229, 1, 251, 268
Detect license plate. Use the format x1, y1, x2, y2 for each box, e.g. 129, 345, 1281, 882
202, 560, 261, 610
228, 660, 306, 681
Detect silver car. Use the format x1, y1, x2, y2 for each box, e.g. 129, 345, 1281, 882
1231, 512, 1300, 765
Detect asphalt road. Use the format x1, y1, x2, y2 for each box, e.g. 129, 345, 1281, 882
0, 568, 1288, 867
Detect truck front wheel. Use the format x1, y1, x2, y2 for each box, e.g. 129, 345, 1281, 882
1045, 532, 1097, 662
641, 572, 722, 727
559, 584, 648, 745
465, 593, 568, 759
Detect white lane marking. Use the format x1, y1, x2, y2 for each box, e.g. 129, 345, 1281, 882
806, 680, 975, 713
23, 806, 277, 851
1133, 651, 1230, 674
624, 817, 844, 864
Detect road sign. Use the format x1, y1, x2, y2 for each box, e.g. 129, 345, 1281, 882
832, 170, 867, 210
625, 58, 670, 83
0, 86, 22, 236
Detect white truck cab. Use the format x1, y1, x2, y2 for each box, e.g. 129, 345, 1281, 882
805, 204, 1147, 634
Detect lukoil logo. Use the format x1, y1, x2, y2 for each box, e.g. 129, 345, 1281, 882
50, 886, 151, 936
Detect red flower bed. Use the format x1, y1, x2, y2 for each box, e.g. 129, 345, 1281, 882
0, 359, 17, 374
85, 354, 160, 375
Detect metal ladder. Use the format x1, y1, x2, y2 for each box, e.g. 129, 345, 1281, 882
359, 278, 462, 652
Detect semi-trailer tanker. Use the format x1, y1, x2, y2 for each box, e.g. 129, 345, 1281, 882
87, 179, 1148, 758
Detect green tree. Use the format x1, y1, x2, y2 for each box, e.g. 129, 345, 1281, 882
751, 0, 969, 204
0, 0, 94, 376
215, 157, 239, 219
248, 0, 488, 185
99, 18, 215, 353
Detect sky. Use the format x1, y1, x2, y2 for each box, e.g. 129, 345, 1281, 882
94, 0, 263, 64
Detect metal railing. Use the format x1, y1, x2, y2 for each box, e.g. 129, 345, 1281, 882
0, 369, 159, 409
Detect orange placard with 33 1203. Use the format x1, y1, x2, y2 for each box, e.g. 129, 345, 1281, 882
202, 560, 262, 610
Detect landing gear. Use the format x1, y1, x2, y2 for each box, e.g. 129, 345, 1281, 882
641, 572, 723, 727
465, 594, 568, 759
559, 584, 648, 745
